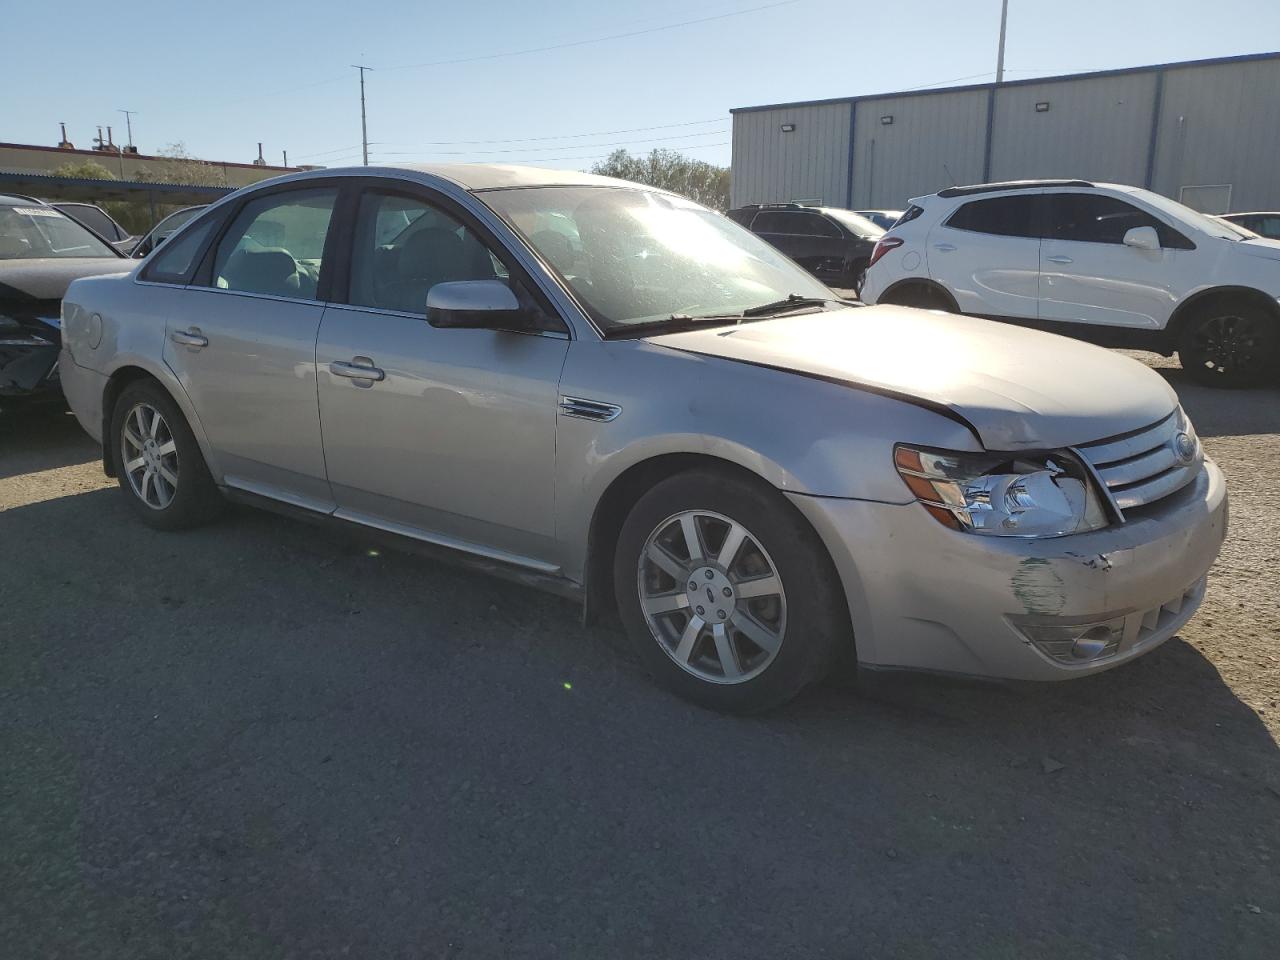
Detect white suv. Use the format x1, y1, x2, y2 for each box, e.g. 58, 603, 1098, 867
860, 179, 1280, 387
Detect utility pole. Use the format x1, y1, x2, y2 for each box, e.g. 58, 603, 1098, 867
118, 109, 137, 148
352, 64, 372, 165
995, 0, 1009, 84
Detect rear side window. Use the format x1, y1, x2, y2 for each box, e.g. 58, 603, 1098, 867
752, 211, 839, 237
141, 217, 219, 285
945, 195, 1040, 238
1045, 193, 1193, 249
211, 188, 338, 299
725, 208, 755, 226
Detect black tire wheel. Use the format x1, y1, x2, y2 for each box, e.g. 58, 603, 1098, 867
613, 468, 849, 714
846, 258, 869, 291
1177, 303, 1279, 388
881, 284, 954, 312
110, 379, 225, 530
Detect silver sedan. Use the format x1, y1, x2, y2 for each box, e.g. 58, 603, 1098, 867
58, 164, 1227, 712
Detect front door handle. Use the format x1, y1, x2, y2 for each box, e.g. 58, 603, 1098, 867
329, 357, 385, 382
1045, 255, 1074, 264
933, 242, 957, 252
170, 328, 208, 348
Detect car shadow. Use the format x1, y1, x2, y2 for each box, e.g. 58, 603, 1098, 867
1118, 350, 1280, 438
5, 485, 1278, 958
0, 404, 101, 480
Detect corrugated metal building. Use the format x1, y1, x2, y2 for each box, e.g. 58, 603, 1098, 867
730, 52, 1280, 214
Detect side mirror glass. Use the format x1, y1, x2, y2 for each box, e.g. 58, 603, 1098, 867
426, 279, 525, 330
1122, 225, 1160, 251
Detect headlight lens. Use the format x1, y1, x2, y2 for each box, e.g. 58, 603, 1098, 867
894, 445, 1110, 537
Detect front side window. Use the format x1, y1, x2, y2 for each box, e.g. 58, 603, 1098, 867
946, 195, 1040, 238
348, 192, 511, 315
1045, 193, 1188, 247
482, 186, 833, 332
212, 188, 337, 299
0, 204, 119, 259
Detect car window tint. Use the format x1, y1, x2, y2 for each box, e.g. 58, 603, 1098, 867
212, 188, 337, 299
797, 213, 841, 237
62, 205, 120, 240
349, 192, 508, 314
945, 195, 1039, 238
144, 218, 219, 284
1046, 193, 1175, 245
750, 211, 792, 234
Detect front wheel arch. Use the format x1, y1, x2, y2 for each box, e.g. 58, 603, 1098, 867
877, 278, 960, 312
1166, 285, 1280, 344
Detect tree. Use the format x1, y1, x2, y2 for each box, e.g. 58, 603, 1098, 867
50, 159, 116, 180
590, 149, 730, 211
135, 142, 228, 187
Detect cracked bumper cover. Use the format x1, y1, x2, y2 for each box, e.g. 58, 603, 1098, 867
787, 458, 1227, 680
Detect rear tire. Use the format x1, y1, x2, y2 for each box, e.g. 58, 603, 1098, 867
880, 283, 955, 312
110, 380, 224, 530
612, 468, 849, 713
1176, 301, 1279, 388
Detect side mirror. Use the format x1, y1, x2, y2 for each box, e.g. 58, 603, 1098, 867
426, 280, 526, 330
1122, 226, 1160, 251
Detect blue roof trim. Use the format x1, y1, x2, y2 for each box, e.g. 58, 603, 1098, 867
730, 50, 1280, 115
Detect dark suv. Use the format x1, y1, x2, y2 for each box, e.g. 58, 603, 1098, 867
727, 202, 884, 288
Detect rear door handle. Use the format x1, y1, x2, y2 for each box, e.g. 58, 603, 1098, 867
329, 357, 385, 382
170, 328, 208, 348
932, 242, 957, 252
1046, 255, 1074, 264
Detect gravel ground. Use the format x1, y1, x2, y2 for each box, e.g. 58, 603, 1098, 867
2, 355, 1277, 960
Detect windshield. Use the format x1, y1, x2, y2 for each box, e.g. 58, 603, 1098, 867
827, 209, 885, 237
1127, 188, 1245, 241
0, 204, 119, 259
481, 186, 834, 331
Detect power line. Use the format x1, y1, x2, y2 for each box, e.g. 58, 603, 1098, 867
377, 117, 726, 147
377, 129, 728, 157
379, 0, 800, 71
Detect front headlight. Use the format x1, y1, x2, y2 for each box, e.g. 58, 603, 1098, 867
894, 445, 1110, 538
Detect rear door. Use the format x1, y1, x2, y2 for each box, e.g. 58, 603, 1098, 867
1038, 192, 1188, 330
751, 210, 845, 281
162, 184, 340, 508
926, 193, 1043, 319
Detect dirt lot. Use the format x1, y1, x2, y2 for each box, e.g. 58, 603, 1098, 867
2, 354, 1278, 959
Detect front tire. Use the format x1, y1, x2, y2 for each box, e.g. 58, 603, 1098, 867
612, 469, 849, 713
110, 380, 224, 530
1176, 302, 1279, 387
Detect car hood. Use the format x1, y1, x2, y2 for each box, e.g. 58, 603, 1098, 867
645, 306, 1178, 450
0, 257, 134, 306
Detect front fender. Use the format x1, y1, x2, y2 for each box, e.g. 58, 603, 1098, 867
554, 339, 979, 581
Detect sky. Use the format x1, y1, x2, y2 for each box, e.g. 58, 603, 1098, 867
7, 0, 1280, 171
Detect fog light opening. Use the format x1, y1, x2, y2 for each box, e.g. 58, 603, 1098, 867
1070, 626, 1115, 661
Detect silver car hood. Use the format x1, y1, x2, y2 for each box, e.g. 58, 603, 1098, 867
645, 306, 1178, 450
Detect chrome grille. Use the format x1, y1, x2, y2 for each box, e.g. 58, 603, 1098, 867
1076, 409, 1202, 512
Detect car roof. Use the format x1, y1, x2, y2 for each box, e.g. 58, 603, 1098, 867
326, 163, 651, 193
0, 193, 48, 206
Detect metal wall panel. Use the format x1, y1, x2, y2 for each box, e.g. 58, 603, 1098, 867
988, 72, 1158, 184
1150, 58, 1280, 212
729, 103, 852, 208
850, 90, 989, 208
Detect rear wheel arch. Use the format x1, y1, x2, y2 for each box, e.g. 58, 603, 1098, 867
877, 278, 960, 312
100, 365, 213, 478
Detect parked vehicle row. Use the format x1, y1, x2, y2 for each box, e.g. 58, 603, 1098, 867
57, 164, 1227, 713
860, 179, 1280, 387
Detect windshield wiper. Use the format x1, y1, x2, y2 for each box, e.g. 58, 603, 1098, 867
740, 294, 844, 317
603, 313, 744, 339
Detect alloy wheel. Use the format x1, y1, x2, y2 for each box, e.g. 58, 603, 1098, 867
1189, 313, 1268, 378
637, 510, 787, 684
120, 402, 179, 510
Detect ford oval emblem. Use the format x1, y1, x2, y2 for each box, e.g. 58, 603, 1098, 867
1173, 432, 1197, 463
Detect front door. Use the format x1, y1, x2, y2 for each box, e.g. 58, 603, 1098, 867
751, 210, 844, 280
1038, 192, 1186, 330
163, 185, 340, 507
315, 187, 569, 568
926, 192, 1043, 319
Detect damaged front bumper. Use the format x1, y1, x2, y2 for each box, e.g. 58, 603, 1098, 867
788, 458, 1228, 681
0, 313, 62, 399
